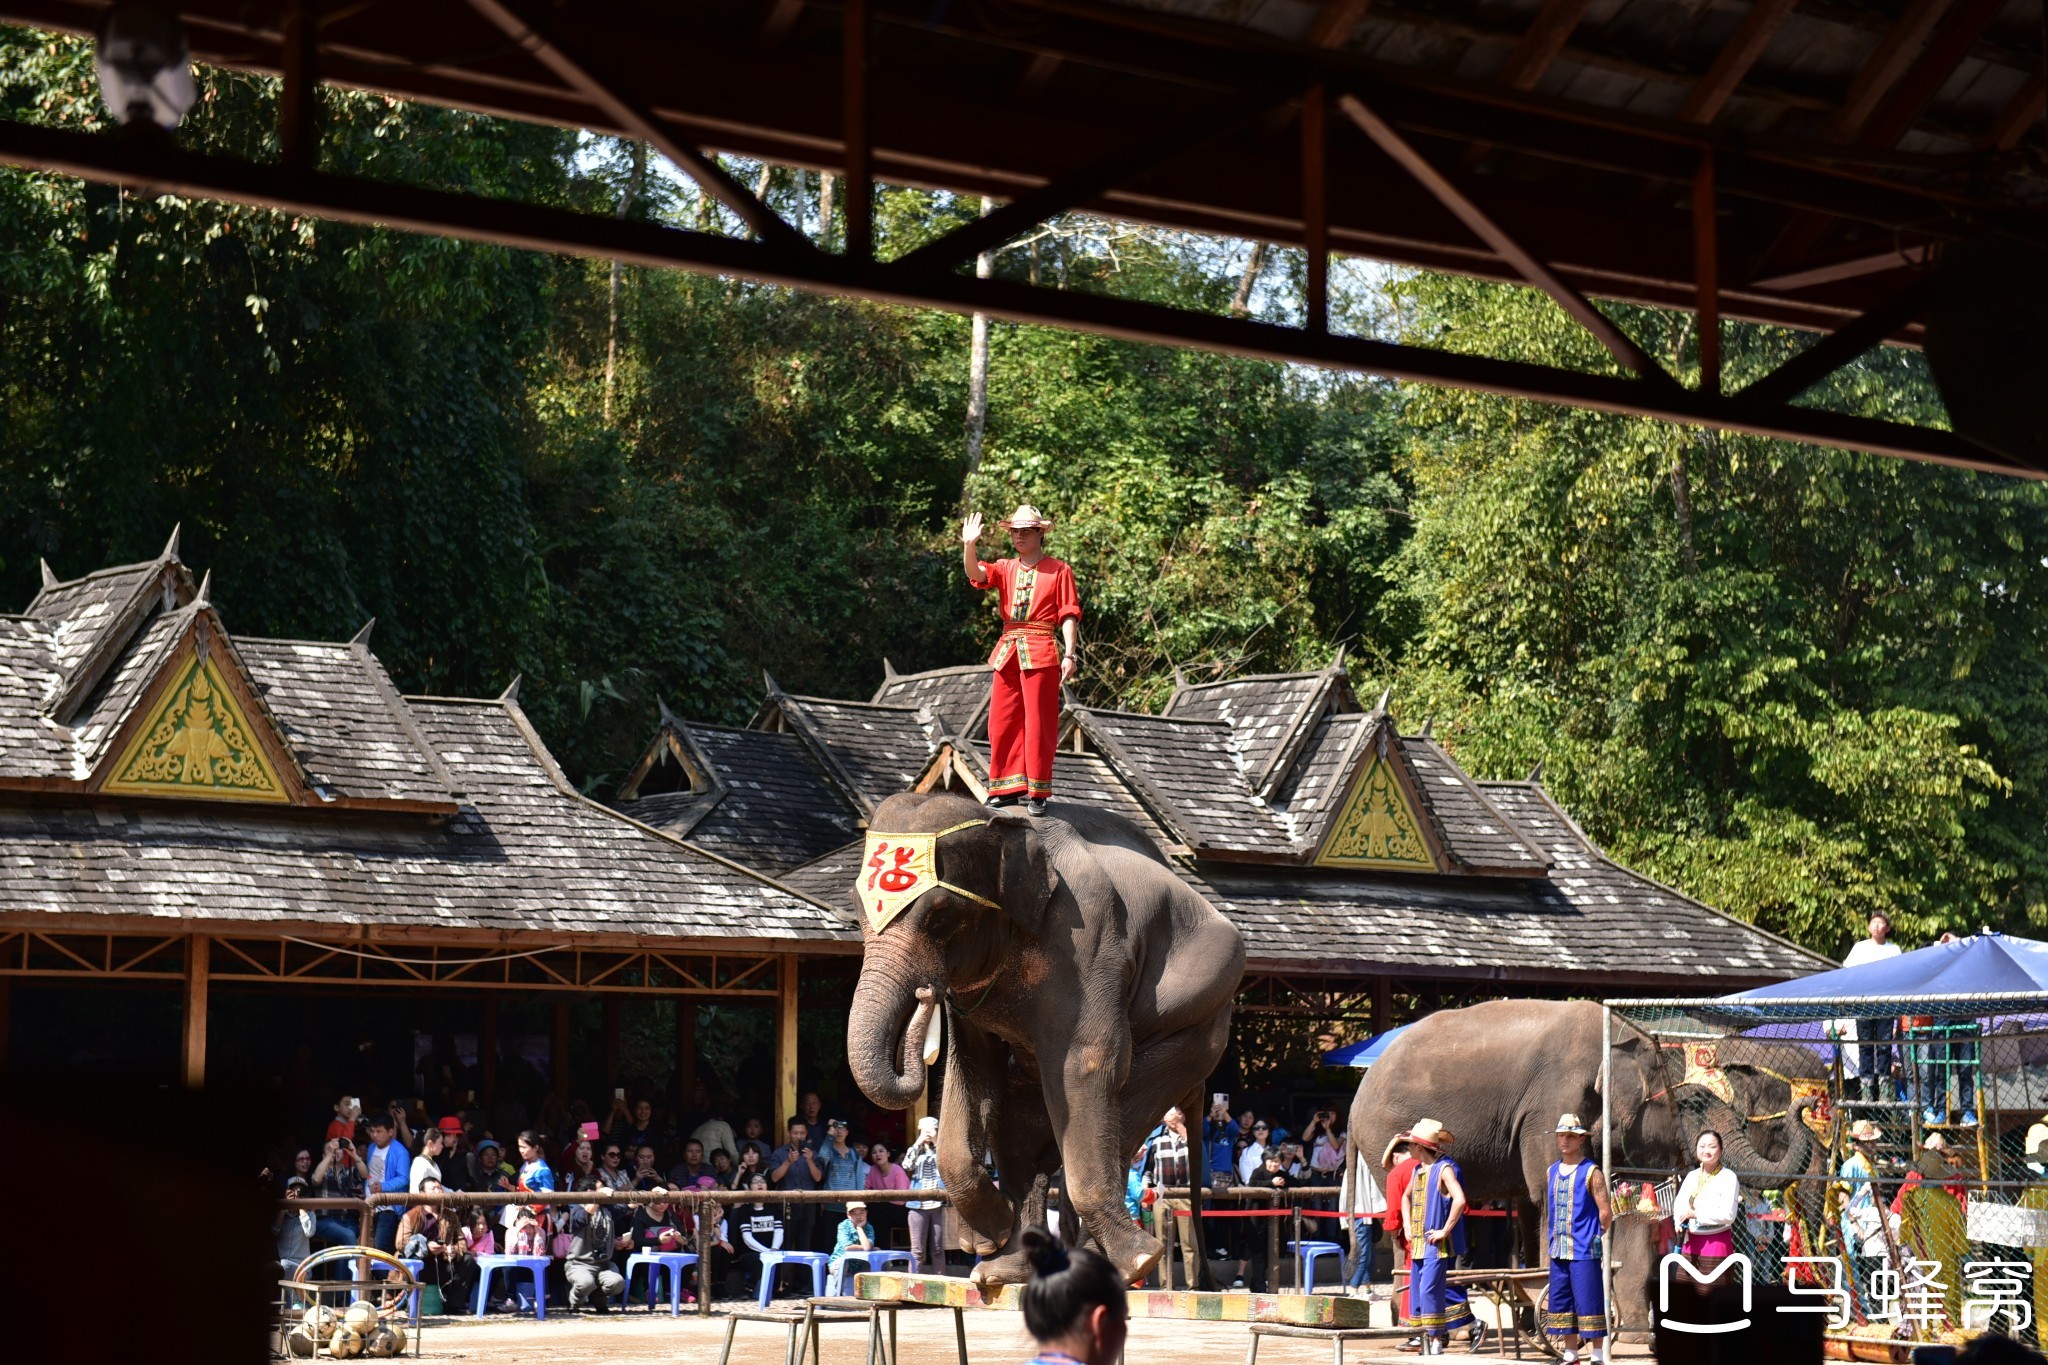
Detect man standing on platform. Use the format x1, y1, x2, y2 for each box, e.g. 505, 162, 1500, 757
1844, 914, 1903, 1103
1543, 1114, 1612, 1365
1398, 1119, 1478, 1356
961, 506, 1081, 815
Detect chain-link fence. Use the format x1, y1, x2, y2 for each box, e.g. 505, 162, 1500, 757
1607, 994, 2048, 1345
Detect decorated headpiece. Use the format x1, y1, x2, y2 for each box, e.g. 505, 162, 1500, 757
860, 820, 1004, 933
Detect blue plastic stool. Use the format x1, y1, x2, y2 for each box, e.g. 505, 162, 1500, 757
1289, 1240, 1345, 1292
474, 1254, 551, 1319
827, 1248, 916, 1296
349, 1256, 425, 1324
755, 1250, 830, 1306
624, 1251, 701, 1315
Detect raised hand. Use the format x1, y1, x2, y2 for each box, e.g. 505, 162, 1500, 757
961, 512, 983, 544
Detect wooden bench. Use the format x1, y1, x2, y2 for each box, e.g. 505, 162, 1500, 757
1243, 1321, 1416, 1365
715, 1296, 969, 1365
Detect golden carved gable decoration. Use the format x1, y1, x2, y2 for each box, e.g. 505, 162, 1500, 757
1316, 752, 1435, 870
102, 649, 291, 803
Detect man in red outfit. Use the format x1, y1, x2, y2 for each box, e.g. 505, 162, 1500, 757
961, 504, 1081, 815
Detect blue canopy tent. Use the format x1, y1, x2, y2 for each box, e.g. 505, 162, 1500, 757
1322, 1024, 1409, 1068
1716, 929, 2048, 1009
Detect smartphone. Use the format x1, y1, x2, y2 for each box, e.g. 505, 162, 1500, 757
346, 1096, 359, 1112
1212, 1092, 1228, 1110
615, 1087, 625, 1100
467, 1089, 476, 1102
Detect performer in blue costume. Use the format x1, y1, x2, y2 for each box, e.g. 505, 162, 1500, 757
1399, 1119, 1477, 1356
1544, 1114, 1614, 1365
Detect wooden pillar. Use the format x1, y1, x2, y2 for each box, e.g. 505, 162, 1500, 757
182, 933, 210, 1089
676, 997, 697, 1108
0, 976, 10, 1076
841, 0, 871, 263
552, 998, 571, 1103
1372, 975, 1392, 1037
479, 996, 500, 1105
602, 996, 621, 1092
1694, 149, 1721, 394
1301, 82, 1328, 335
775, 954, 799, 1137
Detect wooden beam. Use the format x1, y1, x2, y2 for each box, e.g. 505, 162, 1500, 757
182, 934, 209, 1089
1678, 0, 1800, 124
676, 997, 697, 1108
1305, 0, 1374, 49
1823, 0, 1955, 141
1694, 151, 1721, 395
1735, 275, 1934, 408
458, 0, 817, 259
775, 953, 800, 1138
842, 0, 872, 264
1371, 975, 1391, 1036
1494, 0, 1597, 91
552, 997, 571, 1104
1302, 83, 1328, 336
888, 89, 1292, 279
1337, 92, 1677, 389
479, 996, 499, 1104
0, 115, 2008, 473
1856, 0, 2008, 149
1984, 69, 2046, 150
602, 996, 621, 1091
278, 0, 318, 173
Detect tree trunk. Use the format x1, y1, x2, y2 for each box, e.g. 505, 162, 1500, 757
965, 195, 996, 475
818, 172, 836, 246
603, 140, 646, 424
1229, 242, 1267, 317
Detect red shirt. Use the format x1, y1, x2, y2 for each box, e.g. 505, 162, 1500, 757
976, 556, 1081, 671
1383, 1155, 1420, 1235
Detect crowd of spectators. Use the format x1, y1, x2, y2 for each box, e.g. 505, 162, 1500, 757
269, 1086, 954, 1313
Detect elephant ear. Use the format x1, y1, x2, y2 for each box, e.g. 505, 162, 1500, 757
991, 811, 1056, 936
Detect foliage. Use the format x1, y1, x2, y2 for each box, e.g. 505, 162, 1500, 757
4, 33, 2047, 960
1384, 274, 2048, 953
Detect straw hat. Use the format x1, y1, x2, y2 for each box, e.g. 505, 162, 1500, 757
1556, 1113, 1589, 1135
1922, 1133, 1949, 1152
1848, 1119, 1883, 1143
999, 504, 1054, 531
1383, 1117, 1454, 1169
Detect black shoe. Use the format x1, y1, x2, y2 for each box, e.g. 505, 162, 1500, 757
986, 794, 1020, 808
1026, 798, 1049, 816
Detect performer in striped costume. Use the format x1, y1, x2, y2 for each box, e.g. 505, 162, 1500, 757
1398, 1119, 1475, 1356
1543, 1113, 1613, 1365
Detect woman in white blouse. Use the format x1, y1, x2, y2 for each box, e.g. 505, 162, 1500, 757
1671, 1131, 1740, 1271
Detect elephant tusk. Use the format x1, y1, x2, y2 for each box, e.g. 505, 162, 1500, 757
921, 1004, 943, 1066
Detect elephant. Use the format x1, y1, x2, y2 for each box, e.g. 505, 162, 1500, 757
1343, 1000, 1826, 1267
847, 791, 1246, 1285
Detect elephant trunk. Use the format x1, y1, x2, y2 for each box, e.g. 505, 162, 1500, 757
1708, 1096, 1818, 1187
849, 942, 945, 1110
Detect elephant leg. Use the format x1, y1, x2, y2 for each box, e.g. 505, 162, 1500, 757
1057, 1008, 1230, 1284
967, 1063, 1061, 1287
936, 1014, 1016, 1257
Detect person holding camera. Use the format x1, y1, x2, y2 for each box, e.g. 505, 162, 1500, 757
1307, 1110, 1346, 1186
905, 1116, 947, 1275
770, 1119, 826, 1251
311, 1135, 366, 1247
1143, 1107, 1202, 1290
276, 1175, 316, 1277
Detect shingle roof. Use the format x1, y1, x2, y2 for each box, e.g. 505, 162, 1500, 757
26, 554, 185, 687
1071, 708, 1294, 856
0, 698, 848, 945
775, 841, 866, 923
776, 695, 941, 808
1268, 713, 1368, 851
0, 620, 68, 775
1400, 737, 1547, 874
237, 638, 458, 804
631, 725, 861, 873
1163, 670, 1332, 787
872, 664, 989, 738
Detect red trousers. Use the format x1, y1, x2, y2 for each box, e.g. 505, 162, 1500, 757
988, 658, 1059, 799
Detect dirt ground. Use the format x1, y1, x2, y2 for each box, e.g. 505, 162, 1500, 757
386, 1299, 1656, 1365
